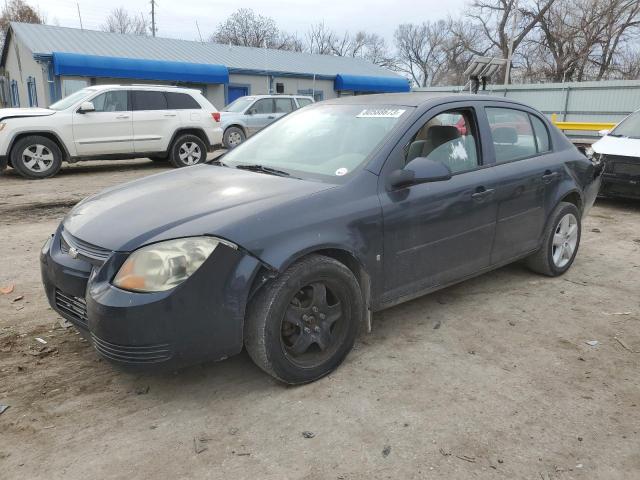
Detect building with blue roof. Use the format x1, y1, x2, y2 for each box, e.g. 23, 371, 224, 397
0, 22, 409, 109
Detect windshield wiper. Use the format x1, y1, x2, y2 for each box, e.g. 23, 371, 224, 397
608, 133, 626, 137
235, 164, 292, 177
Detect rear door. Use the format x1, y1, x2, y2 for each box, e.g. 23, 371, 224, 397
131, 90, 180, 153
245, 98, 275, 135
72, 89, 132, 156
481, 105, 558, 264
273, 97, 295, 120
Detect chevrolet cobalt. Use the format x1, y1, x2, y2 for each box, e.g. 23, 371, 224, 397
41, 94, 602, 384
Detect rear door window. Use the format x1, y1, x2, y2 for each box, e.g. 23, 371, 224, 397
132, 90, 168, 111
166, 92, 201, 109
486, 107, 537, 163
274, 98, 294, 113
296, 97, 313, 108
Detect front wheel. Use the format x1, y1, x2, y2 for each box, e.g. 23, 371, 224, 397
526, 201, 581, 276
11, 135, 63, 179
223, 127, 245, 149
168, 134, 207, 168
244, 255, 363, 384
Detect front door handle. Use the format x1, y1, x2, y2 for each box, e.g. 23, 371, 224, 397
116, 114, 130, 119
471, 187, 495, 202
267, 115, 275, 119
542, 170, 559, 183
163, 113, 177, 117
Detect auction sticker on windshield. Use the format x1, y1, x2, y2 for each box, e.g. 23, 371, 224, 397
356, 108, 406, 118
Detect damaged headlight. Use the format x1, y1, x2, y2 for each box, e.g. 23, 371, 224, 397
112, 237, 235, 292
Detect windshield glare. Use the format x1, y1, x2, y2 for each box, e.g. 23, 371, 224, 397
221, 104, 409, 181
49, 88, 96, 111
223, 97, 255, 113
612, 110, 640, 138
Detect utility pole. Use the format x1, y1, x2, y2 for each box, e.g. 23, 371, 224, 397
504, 0, 519, 85
76, 2, 84, 31
150, 0, 157, 37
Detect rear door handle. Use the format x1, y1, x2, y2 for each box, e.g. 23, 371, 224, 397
116, 114, 130, 119
542, 171, 559, 183
471, 187, 495, 202
163, 113, 177, 117
267, 115, 275, 119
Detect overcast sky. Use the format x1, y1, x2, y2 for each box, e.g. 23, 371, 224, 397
40, 0, 469, 44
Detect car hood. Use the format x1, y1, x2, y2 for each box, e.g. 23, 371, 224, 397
592, 135, 640, 158
63, 165, 335, 252
0, 108, 55, 120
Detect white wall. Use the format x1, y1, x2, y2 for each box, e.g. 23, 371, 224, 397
4, 34, 50, 107
272, 76, 336, 100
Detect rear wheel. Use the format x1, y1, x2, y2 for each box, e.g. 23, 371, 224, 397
168, 134, 207, 168
11, 135, 62, 179
223, 127, 245, 149
526, 202, 581, 276
244, 255, 363, 384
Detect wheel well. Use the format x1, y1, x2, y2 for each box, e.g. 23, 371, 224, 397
224, 124, 247, 137
172, 128, 209, 148
10, 132, 69, 161
560, 191, 582, 213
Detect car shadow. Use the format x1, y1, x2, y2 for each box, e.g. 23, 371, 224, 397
595, 196, 640, 212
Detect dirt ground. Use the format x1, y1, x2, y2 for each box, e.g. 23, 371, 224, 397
1, 159, 639, 480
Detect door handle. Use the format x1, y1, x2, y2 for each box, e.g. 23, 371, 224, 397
267, 115, 275, 119
471, 187, 495, 202
116, 114, 130, 119
163, 113, 177, 117
542, 170, 559, 183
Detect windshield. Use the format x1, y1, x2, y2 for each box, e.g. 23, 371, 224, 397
611, 110, 640, 138
223, 97, 255, 113
221, 104, 410, 181
49, 88, 96, 111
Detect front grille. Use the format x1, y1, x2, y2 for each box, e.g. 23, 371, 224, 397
604, 155, 640, 177
60, 230, 111, 262
55, 289, 88, 327
91, 334, 172, 364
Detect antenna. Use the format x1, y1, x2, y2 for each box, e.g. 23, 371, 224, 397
76, 2, 83, 31
196, 20, 203, 42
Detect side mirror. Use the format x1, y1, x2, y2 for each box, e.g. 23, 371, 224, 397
598, 129, 610, 137
388, 157, 452, 190
78, 101, 95, 114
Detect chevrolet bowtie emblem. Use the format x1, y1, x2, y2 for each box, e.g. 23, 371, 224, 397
68, 247, 79, 259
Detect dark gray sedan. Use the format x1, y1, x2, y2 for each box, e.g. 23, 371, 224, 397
41, 93, 602, 384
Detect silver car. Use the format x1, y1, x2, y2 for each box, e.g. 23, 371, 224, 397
220, 95, 314, 148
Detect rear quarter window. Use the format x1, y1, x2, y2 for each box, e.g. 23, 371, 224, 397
166, 92, 201, 109
530, 115, 551, 153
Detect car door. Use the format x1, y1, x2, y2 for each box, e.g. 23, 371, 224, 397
72, 89, 132, 156
245, 98, 275, 135
131, 90, 180, 153
481, 105, 558, 264
379, 104, 499, 302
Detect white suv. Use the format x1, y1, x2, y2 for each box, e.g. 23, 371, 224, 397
0, 85, 223, 179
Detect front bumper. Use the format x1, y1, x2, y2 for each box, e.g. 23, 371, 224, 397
40, 227, 261, 368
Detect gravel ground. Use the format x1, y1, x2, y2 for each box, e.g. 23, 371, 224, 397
1, 159, 639, 480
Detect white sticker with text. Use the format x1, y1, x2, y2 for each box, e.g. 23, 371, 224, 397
356, 108, 406, 118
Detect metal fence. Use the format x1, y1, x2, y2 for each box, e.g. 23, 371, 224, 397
414, 80, 640, 138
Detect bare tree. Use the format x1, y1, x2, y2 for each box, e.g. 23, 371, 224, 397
393, 20, 450, 87
306, 22, 338, 55
101, 7, 150, 36
211, 8, 301, 51
0, 0, 44, 48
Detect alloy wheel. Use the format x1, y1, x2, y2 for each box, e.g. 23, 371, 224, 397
22, 144, 54, 173
552, 213, 578, 268
178, 142, 202, 165
227, 131, 243, 147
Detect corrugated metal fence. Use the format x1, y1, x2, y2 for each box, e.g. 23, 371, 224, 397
414, 80, 640, 138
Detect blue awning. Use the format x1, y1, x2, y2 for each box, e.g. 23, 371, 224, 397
52, 52, 229, 84
334, 74, 410, 93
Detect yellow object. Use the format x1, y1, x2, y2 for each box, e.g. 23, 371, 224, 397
550, 113, 616, 131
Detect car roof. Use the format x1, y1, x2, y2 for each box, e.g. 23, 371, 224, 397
240, 94, 313, 100
88, 84, 202, 94
322, 92, 532, 109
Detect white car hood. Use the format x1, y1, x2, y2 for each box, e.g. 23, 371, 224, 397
592, 135, 640, 158
0, 108, 55, 120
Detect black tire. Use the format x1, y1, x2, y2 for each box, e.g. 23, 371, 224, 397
244, 254, 363, 384
223, 126, 245, 149
526, 201, 581, 276
11, 135, 62, 179
168, 134, 207, 168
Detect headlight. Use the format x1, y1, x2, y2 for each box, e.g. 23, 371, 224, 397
585, 146, 594, 158
112, 237, 234, 292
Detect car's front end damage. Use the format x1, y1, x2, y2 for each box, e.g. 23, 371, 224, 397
40, 225, 268, 368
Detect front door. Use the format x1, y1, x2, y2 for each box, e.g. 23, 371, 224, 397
245, 98, 276, 135
380, 105, 499, 302
72, 90, 132, 156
